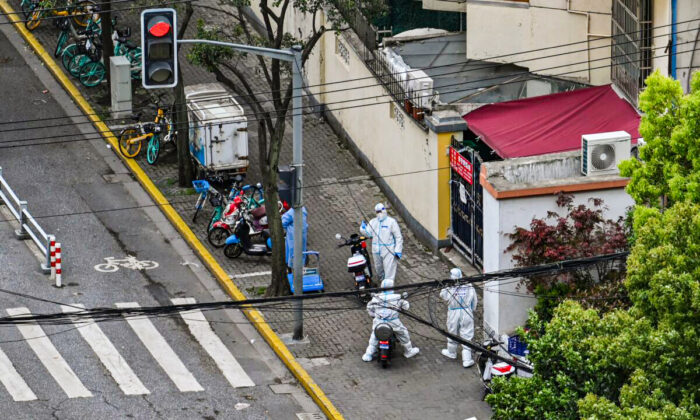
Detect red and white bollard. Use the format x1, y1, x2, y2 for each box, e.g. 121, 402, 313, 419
55, 243, 62, 288
49, 238, 56, 280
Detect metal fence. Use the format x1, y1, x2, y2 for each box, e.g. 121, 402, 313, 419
0, 166, 54, 274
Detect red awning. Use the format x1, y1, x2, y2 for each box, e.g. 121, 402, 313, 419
463, 85, 641, 159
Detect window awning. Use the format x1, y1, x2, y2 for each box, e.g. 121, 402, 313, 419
463, 85, 641, 159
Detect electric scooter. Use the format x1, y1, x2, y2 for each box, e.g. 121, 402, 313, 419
336, 233, 375, 302
223, 215, 272, 259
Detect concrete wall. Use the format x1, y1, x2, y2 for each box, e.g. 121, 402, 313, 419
482, 186, 633, 335
461, 0, 612, 85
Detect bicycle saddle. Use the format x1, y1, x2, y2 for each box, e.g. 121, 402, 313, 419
125, 41, 137, 49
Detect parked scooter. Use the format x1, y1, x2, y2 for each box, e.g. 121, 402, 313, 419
208, 192, 279, 248
476, 339, 529, 399
374, 322, 396, 369
336, 233, 375, 302
223, 215, 272, 259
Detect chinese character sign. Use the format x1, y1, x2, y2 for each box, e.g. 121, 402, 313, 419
449, 147, 473, 185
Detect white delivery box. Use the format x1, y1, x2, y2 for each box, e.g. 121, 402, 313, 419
185, 83, 249, 179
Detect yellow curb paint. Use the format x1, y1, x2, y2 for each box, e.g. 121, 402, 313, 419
0, 3, 343, 418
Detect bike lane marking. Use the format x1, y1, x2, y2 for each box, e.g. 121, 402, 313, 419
171, 298, 255, 389
61, 304, 150, 396
0, 345, 37, 401
6, 307, 93, 399
0, 3, 342, 417
115, 302, 204, 393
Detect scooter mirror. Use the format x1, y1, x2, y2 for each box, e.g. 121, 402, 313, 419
335, 233, 342, 240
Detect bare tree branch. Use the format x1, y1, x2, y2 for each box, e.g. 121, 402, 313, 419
237, 6, 273, 88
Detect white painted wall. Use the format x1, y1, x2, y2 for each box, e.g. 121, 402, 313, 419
482, 187, 634, 335
244, 2, 443, 240
464, 0, 612, 85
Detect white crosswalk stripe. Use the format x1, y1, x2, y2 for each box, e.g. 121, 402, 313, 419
115, 302, 204, 393
172, 298, 255, 388
61, 304, 150, 395
0, 346, 37, 401
6, 307, 92, 399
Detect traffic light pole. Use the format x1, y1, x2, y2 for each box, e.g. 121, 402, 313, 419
177, 40, 306, 341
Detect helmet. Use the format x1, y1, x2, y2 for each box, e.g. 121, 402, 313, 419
233, 196, 243, 206
450, 268, 462, 280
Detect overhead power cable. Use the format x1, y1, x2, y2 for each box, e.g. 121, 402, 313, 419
0, 18, 697, 128
1, 44, 689, 149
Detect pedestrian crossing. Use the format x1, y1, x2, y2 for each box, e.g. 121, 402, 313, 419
0, 298, 255, 402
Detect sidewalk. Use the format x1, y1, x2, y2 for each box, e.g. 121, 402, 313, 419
17, 3, 492, 418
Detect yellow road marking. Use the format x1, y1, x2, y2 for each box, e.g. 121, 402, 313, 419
0, 2, 343, 418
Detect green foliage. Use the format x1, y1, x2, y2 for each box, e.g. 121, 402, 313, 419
491, 73, 700, 419
619, 71, 700, 205
186, 19, 235, 72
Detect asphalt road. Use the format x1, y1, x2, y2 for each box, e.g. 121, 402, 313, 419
0, 22, 320, 420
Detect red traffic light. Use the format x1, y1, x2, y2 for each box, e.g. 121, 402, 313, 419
148, 20, 171, 37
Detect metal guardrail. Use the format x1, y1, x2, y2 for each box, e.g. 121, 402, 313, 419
0, 166, 54, 274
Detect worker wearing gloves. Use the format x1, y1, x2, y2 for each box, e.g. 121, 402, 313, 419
360, 203, 403, 281
440, 268, 477, 368
281, 206, 308, 271
362, 278, 420, 362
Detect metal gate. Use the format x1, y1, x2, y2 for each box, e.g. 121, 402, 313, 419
449, 141, 483, 270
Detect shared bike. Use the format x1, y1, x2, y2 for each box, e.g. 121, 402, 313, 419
118, 102, 175, 165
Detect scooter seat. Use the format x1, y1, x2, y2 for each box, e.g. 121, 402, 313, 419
251, 206, 266, 219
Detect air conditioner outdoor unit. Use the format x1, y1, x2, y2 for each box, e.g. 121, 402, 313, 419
407, 69, 433, 109
581, 131, 631, 176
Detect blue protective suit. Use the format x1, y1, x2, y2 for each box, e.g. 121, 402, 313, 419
281, 207, 308, 268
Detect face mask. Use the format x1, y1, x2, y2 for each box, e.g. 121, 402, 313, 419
378, 210, 388, 221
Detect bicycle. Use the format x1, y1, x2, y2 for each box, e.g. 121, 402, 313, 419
54, 10, 100, 58
69, 33, 105, 87
62, 24, 100, 76
118, 102, 174, 164
25, 0, 96, 31
111, 19, 142, 80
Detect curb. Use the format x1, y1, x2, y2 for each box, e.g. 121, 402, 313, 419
0, 3, 343, 418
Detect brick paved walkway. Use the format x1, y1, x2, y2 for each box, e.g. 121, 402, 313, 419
17, 3, 493, 418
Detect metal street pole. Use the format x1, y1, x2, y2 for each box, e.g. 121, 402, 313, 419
291, 45, 304, 340
177, 39, 305, 341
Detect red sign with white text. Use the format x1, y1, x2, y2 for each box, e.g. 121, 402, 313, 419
449, 147, 473, 184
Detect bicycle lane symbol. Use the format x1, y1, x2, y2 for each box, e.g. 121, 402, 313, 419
94, 256, 159, 273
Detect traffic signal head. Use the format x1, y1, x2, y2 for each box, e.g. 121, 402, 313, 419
141, 8, 178, 88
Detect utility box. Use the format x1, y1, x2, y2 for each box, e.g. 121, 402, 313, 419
110, 55, 132, 118
185, 83, 249, 181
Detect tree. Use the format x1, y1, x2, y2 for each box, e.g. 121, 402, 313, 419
506, 193, 628, 319
173, 1, 194, 187
619, 70, 700, 206
187, 0, 382, 295
488, 73, 700, 419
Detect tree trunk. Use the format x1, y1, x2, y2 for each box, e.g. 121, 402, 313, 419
175, 2, 194, 187
260, 122, 290, 296
100, 1, 112, 103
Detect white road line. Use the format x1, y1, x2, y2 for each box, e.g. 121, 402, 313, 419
115, 302, 203, 392
172, 298, 255, 388
61, 305, 149, 395
0, 346, 37, 401
6, 307, 92, 399
230, 271, 271, 279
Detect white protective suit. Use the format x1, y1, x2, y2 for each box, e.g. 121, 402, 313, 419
362, 279, 419, 361
440, 268, 477, 367
359, 204, 403, 281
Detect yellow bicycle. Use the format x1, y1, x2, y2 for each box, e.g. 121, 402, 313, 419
118, 104, 174, 165
25, 0, 97, 31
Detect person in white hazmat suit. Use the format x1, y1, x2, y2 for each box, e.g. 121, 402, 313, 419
440, 268, 477, 368
360, 203, 403, 281
362, 278, 420, 362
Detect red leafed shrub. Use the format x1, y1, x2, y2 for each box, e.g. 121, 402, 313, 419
506, 193, 629, 319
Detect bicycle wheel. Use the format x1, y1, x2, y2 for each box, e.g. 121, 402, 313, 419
20, 0, 35, 19
146, 134, 160, 165
78, 61, 105, 87
72, 0, 96, 27
54, 31, 69, 57
118, 127, 142, 158
25, 9, 42, 30
69, 54, 90, 77
61, 43, 77, 71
